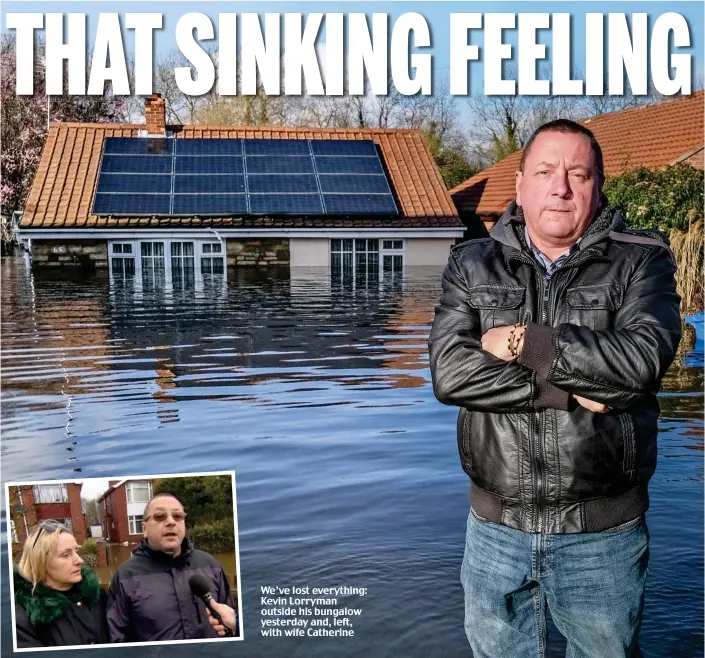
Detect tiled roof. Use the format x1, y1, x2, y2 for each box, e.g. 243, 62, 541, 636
451, 91, 705, 218
20, 124, 462, 230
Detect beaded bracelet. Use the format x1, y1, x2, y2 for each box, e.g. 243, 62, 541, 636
511, 325, 526, 357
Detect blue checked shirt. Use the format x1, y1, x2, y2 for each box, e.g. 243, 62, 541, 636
524, 226, 580, 281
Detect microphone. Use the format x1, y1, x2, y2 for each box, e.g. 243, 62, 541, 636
188, 573, 233, 637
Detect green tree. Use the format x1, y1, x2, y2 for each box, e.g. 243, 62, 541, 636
603, 163, 703, 232
154, 475, 233, 527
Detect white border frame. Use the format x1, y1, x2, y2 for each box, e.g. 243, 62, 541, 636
6, 471, 244, 652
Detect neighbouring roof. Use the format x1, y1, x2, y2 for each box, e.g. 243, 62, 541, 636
451, 91, 705, 219
20, 125, 462, 230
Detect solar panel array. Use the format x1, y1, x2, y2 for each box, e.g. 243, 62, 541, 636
93, 138, 399, 217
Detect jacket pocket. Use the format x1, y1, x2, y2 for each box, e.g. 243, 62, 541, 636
619, 412, 637, 475
468, 285, 526, 330
565, 283, 624, 329
457, 408, 472, 475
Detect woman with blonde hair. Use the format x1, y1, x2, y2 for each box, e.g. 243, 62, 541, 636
13, 520, 108, 648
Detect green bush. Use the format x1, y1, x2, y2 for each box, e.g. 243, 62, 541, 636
80, 538, 98, 555
188, 518, 236, 554
603, 163, 703, 232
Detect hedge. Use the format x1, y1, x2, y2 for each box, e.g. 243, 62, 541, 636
188, 518, 236, 554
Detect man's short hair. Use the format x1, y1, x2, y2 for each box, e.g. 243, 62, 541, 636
143, 493, 185, 519
519, 119, 605, 187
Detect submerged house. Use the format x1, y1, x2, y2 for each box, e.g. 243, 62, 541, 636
450, 91, 705, 234
16, 94, 464, 280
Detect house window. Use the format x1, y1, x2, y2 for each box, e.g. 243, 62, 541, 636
141, 242, 165, 277
59, 518, 73, 532
201, 242, 225, 274
171, 241, 195, 283
10, 519, 18, 543
111, 243, 135, 277
128, 515, 144, 535
330, 239, 404, 279
126, 481, 152, 504
32, 484, 68, 503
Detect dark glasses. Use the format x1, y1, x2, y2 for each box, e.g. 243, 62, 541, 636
144, 511, 186, 523
31, 520, 63, 550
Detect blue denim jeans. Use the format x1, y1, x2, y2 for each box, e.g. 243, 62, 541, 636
461, 508, 649, 658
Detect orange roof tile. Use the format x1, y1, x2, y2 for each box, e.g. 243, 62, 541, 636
21, 123, 462, 230
451, 91, 705, 218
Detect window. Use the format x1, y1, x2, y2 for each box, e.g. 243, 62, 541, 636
126, 481, 152, 504
59, 518, 73, 532
171, 241, 195, 282
331, 239, 379, 278
111, 243, 136, 277
141, 242, 165, 277
331, 238, 405, 279
33, 484, 68, 503
10, 519, 18, 543
128, 515, 143, 535
200, 242, 225, 275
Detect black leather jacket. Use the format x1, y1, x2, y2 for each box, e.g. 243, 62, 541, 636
429, 203, 681, 533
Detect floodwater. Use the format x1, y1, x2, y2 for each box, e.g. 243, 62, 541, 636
1, 257, 702, 657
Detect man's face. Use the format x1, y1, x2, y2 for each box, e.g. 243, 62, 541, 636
515, 131, 601, 245
142, 496, 186, 554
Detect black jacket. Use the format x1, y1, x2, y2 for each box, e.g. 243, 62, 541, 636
106, 538, 234, 642
14, 566, 108, 648
429, 203, 681, 533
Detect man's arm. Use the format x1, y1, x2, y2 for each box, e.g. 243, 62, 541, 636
106, 574, 133, 643
429, 250, 570, 412
519, 245, 681, 409
216, 567, 235, 608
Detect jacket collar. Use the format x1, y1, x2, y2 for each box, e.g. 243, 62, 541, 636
13, 565, 100, 626
133, 537, 193, 566
490, 198, 625, 269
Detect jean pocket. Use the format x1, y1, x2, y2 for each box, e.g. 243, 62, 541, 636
601, 515, 643, 534
470, 507, 492, 524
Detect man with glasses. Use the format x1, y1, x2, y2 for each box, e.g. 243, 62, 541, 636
106, 493, 236, 642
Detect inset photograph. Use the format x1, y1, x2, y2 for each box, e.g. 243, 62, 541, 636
6, 471, 242, 651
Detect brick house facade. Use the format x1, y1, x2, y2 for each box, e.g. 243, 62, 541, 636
9, 482, 87, 558
99, 479, 157, 546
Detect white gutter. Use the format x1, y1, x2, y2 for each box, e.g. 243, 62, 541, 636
17, 227, 465, 239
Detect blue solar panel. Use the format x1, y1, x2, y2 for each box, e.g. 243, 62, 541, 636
175, 157, 244, 174
246, 156, 315, 174
249, 194, 324, 214
318, 174, 390, 194
323, 194, 398, 214
103, 137, 173, 155
248, 174, 319, 194
97, 173, 172, 194
311, 140, 377, 156
176, 139, 243, 156
174, 174, 246, 194
93, 193, 171, 215
100, 155, 173, 174
244, 139, 310, 156
95, 137, 398, 216
173, 194, 248, 215
313, 156, 384, 175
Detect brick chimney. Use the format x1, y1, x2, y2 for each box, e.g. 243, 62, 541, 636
144, 94, 166, 135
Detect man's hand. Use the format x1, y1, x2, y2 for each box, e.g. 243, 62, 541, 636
481, 326, 517, 361
206, 601, 237, 636
573, 394, 610, 413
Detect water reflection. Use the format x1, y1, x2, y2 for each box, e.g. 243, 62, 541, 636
1, 258, 702, 658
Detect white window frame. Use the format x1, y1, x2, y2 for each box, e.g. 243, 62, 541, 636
199, 241, 225, 275
108, 239, 227, 285
128, 515, 143, 535
10, 519, 18, 543
126, 481, 152, 504
330, 238, 405, 281
33, 484, 68, 504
